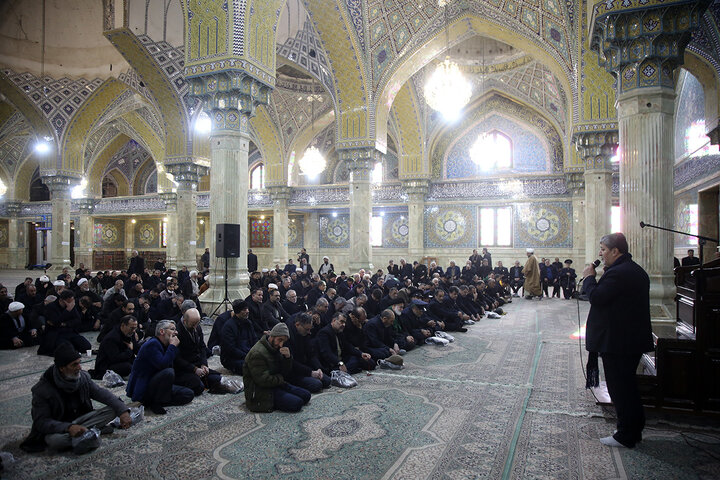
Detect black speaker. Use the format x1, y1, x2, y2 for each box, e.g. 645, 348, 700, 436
216, 223, 240, 258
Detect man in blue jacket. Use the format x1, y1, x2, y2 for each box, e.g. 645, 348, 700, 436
126, 319, 193, 414
582, 232, 654, 449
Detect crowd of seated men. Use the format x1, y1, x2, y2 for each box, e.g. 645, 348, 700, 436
1, 246, 590, 455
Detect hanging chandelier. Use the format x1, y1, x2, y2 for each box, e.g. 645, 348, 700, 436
424, 2, 471, 121
299, 78, 327, 179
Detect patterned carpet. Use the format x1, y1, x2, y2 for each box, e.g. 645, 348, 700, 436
1, 295, 720, 479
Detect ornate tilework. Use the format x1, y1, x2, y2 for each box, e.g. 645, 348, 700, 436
424, 205, 477, 248
94, 219, 125, 248
104, 139, 153, 186
319, 213, 350, 248
276, 19, 336, 98
291, 186, 350, 205
134, 220, 161, 249
250, 217, 273, 248
381, 211, 409, 248
0, 220, 8, 248
288, 214, 305, 248
514, 202, 572, 248
674, 154, 720, 190
93, 197, 166, 214
674, 70, 711, 162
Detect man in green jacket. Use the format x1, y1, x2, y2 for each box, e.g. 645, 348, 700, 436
243, 323, 311, 412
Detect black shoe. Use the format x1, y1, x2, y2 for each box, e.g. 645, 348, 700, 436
100, 425, 114, 435
457, 327, 468, 333
149, 404, 167, 415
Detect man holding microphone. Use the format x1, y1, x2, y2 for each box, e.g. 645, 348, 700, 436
581, 232, 654, 448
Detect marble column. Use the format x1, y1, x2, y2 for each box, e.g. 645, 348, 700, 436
403, 179, 429, 260
74, 198, 98, 270
5, 201, 26, 269
160, 192, 178, 270
43, 176, 78, 272
166, 162, 208, 270
564, 172, 587, 263
341, 148, 381, 272
269, 187, 291, 266
575, 131, 617, 264
591, 0, 710, 328
698, 188, 719, 261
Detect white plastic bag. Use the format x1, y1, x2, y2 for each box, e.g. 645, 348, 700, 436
111, 406, 144, 428
330, 370, 358, 388
102, 370, 125, 388
220, 377, 243, 394
71, 427, 100, 454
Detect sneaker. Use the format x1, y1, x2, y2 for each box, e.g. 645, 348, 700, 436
435, 331, 455, 342
212, 345, 221, 356
487, 312, 501, 319
600, 436, 629, 448
378, 359, 403, 370
463, 319, 475, 326
425, 336, 450, 346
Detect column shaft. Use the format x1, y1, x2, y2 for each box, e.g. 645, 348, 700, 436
584, 171, 612, 262
45, 181, 74, 271
175, 187, 198, 269
270, 188, 290, 266
6, 202, 26, 269
349, 162, 373, 272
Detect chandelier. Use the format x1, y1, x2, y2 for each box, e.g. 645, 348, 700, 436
298, 146, 327, 179
424, 1, 471, 121
299, 78, 327, 179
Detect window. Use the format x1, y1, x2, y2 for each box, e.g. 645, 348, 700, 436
161, 219, 168, 248
470, 131, 512, 172
370, 216, 383, 246
250, 163, 265, 190
611, 206, 621, 234
480, 207, 512, 246
371, 162, 383, 184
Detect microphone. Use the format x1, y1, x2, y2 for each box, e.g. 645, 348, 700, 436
640, 221, 646, 228
592, 259, 601, 269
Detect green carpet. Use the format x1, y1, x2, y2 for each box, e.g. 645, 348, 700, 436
2, 298, 719, 479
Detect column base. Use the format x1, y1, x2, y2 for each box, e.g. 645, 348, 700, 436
7, 248, 27, 269
348, 261, 374, 273
199, 271, 250, 317
46, 260, 73, 273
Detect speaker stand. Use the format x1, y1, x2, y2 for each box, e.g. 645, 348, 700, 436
209, 257, 232, 318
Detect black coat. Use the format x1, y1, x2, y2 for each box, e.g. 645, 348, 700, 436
285, 321, 322, 378
363, 316, 394, 358
128, 255, 145, 276
247, 252, 258, 273
93, 325, 138, 378
582, 253, 654, 354
174, 320, 209, 372
316, 324, 362, 372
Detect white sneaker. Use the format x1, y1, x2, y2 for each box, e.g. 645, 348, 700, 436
463, 319, 475, 325
435, 331, 455, 342
600, 436, 626, 448
425, 336, 449, 346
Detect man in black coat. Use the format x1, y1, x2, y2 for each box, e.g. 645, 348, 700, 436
174, 308, 223, 395
38, 291, 91, 356
582, 232, 653, 449
1, 302, 38, 349
363, 310, 402, 360
91, 315, 140, 379
128, 250, 145, 276
316, 312, 374, 374
220, 301, 259, 374
284, 313, 330, 391
247, 249, 258, 273
681, 249, 701, 266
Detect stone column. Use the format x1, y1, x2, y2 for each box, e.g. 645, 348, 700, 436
269, 187, 291, 266
564, 172, 587, 263
5, 202, 26, 269
166, 162, 208, 270
575, 131, 617, 264
698, 188, 719, 261
341, 148, 381, 272
43, 176, 78, 272
403, 179, 429, 260
74, 198, 98, 270
160, 192, 178, 270
591, 0, 710, 327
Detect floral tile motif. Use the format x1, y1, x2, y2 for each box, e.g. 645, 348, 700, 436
514, 202, 572, 248
319, 213, 350, 249
381, 211, 409, 248
288, 215, 305, 249
134, 220, 160, 249
94, 219, 125, 248
424, 205, 477, 248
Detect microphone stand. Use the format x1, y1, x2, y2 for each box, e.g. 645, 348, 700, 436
639, 221, 719, 270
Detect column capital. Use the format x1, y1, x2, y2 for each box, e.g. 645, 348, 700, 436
159, 192, 177, 209
75, 198, 99, 215
188, 73, 271, 133
590, 0, 710, 95
573, 130, 618, 171
565, 172, 585, 196
42, 175, 80, 198
339, 148, 381, 181
402, 179, 430, 197
267, 186, 292, 202
165, 160, 209, 190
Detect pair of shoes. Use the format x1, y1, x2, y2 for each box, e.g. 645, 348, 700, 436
600, 436, 629, 448
487, 312, 501, 319
377, 359, 403, 370
463, 319, 475, 325
435, 331, 455, 342
425, 336, 450, 346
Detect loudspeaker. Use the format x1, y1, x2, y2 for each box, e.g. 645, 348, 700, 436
216, 223, 240, 258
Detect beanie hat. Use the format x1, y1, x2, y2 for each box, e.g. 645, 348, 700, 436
54, 342, 81, 367
269, 323, 290, 338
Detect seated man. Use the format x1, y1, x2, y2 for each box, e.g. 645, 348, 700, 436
37, 290, 92, 356
126, 320, 194, 414
285, 313, 331, 392
243, 323, 312, 413
364, 309, 403, 361
174, 308, 223, 395
508, 261, 524, 297
1, 301, 39, 349
91, 315, 140, 379
317, 312, 374, 374
281, 289, 305, 315
207, 301, 237, 351
20, 342, 132, 453
220, 300, 258, 374
261, 288, 289, 328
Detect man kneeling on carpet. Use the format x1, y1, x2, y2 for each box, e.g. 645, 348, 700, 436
243, 323, 311, 413
20, 342, 132, 453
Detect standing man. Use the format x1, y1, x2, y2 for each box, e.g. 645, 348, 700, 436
247, 249, 258, 273
523, 248, 542, 300
581, 232, 653, 449
128, 250, 145, 277
201, 248, 210, 271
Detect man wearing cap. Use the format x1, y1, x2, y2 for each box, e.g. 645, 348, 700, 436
38, 290, 92, 356
20, 342, 132, 453
243, 322, 311, 412
559, 259, 577, 299
523, 248, 542, 299
126, 319, 194, 414
1, 302, 38, 349
220, 300, 259, 374
400, 299, 436, 344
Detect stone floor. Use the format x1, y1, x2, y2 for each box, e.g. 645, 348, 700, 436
1, 268, 719, 479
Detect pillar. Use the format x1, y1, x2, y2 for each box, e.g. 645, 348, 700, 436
564, 172, 587, 263
403, 179, 429, 260
75, 198, 97, 270
591, 0, 710, 328
166, 162, 208, 270
5, 201, 26, 269
341, 148, 381, 272
698, 188, 719, 261
575, 131, 617, 264
43, 176, 78, 272
160, 192, 178, 270
269, 187, 291, 266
